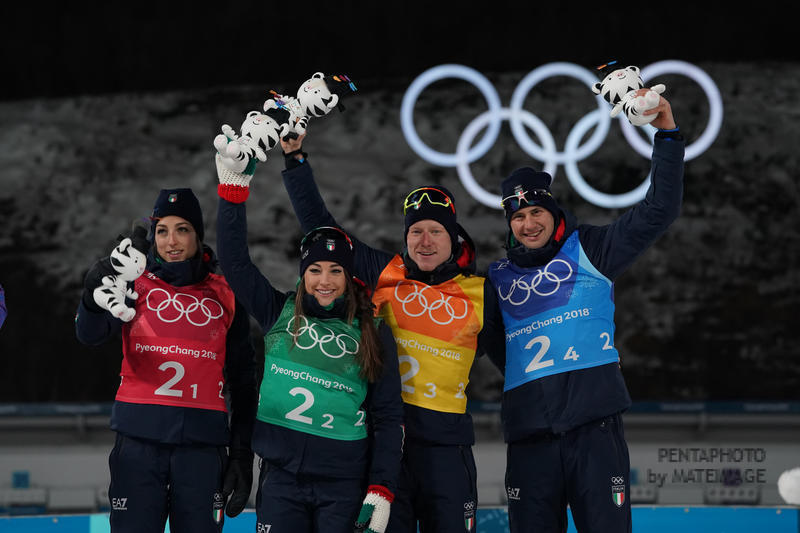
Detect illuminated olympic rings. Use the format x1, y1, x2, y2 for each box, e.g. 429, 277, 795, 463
400, 61, 722, 209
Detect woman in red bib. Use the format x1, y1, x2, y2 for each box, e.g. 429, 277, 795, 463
76, 188, 257, 533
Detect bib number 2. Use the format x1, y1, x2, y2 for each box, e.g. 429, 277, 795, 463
154, 361, 224, 400
523, 332, 614, 373
284, 386, 364, 430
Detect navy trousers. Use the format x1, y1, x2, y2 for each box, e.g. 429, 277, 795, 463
506, 414, 631, 533
255, 462, 365, 533
108, 433, 228, 533
386, 443, 478, 533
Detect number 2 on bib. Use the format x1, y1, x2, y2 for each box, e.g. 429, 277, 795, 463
523, 336, 582, 373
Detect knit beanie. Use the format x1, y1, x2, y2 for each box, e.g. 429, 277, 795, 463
299, 226, 355, 276
500, 168, 561, 223
403, 185, 459, 248
151, 188, 205, 242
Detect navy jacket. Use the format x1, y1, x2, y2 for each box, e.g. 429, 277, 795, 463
496, 134, 685, 440
75, 247, 257, 449
217, 197, 404, 491
280, 162, 506, 446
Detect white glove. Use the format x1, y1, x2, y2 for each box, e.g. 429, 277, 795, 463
354, 485, 393, 533
214, 126, 256, 204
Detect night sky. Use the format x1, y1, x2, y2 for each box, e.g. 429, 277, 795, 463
5, 4, 793, 101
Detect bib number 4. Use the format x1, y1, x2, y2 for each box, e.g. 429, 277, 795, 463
523, 332, 613, 373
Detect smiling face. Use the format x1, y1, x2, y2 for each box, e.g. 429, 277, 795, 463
154, 215, 199, 262
303, 261, 347, 307
406, 219, 452, 271
509, 205, 555, 249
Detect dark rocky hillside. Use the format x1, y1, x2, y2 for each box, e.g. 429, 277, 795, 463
0, 62, 797, 403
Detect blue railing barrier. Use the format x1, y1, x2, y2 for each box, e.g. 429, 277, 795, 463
0, 507, 798, 533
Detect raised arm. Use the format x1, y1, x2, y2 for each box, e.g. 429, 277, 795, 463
215, 147, 288, 332
579, 94, 685, 280
280, 135, 395, 289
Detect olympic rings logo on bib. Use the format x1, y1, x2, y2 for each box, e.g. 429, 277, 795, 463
146, 288, 224, 326
286, 316, 360, 359
401, 61, 723, 209
393, 281, 469, 325
498, 259, 573, 306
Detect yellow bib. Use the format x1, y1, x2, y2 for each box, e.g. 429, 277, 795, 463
372, 256, 484, 413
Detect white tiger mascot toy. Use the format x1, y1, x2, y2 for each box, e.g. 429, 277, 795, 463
263, 72, 357, 140
592, 62, 665, 126
213, 110, 283, 175
93, 225, 149, 322
778, 467, 800, 505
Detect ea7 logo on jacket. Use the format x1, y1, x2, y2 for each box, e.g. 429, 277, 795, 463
111, 497, 128, 511
506, 487, 521, 501
256, 524, 272, 533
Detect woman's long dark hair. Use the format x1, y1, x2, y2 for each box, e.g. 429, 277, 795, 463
293, 275, 383, 382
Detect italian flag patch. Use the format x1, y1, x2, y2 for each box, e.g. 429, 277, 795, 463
212, 491, 224, 523
612, 485, 625, 507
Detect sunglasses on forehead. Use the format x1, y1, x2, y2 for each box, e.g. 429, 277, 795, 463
299, 226, 354, 253
403, 187, 455, 215
501, 188, 553, 213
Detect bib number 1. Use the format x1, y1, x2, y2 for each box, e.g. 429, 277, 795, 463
153, 361, 224, 400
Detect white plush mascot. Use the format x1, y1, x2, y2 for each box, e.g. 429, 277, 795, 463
212, 110, 284, 203
213, 110, 283, 173
263, 72, 357, 140
592, 61, 665, 126
92, 224, 149, 322
778, 467, 800, 505
213, 72, 358, 204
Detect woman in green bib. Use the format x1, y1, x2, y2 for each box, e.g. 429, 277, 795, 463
216, 181, 404, 533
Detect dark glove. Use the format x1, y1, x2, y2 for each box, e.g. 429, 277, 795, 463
354, 485, 394, 533
81, 257, 115, 313
222, 448, 254, 517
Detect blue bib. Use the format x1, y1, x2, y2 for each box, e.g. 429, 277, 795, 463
489, 233, 620, 392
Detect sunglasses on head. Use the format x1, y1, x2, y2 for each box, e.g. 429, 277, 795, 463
501, 189, 553, 214
403, 187, 455, 215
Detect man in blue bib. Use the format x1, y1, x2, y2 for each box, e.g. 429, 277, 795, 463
488, 94, 684, 533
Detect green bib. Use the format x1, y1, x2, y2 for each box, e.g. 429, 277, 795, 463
257, 300, 369, 441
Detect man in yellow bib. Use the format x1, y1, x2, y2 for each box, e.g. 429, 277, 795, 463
278, 135, 505, 533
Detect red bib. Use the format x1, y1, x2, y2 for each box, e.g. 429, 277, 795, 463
116, 271, 235, 412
